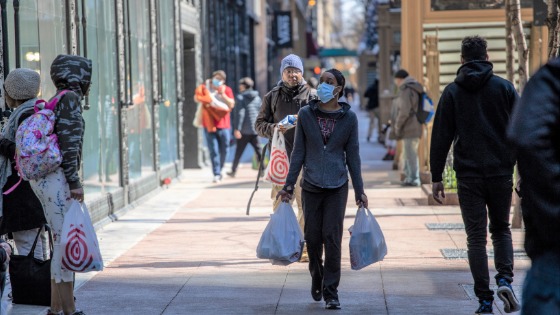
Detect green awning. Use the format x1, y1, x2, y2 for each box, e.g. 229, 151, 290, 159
318, 48, 357, 57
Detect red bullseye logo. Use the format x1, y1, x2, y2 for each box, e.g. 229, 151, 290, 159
266, 149, 289, 185
62, 225, 93, 272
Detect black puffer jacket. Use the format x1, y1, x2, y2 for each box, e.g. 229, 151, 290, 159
508, 57, 560, 259
430, 61, 519, 182
234, 89, 261, 135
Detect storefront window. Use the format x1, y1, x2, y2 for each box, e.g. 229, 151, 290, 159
81, 0, 120, 195
158, 1, 178, 165
37, 1, 67, 98
7, 0, 40, 76
431, 0, 532, 11
128, 0, 154, 180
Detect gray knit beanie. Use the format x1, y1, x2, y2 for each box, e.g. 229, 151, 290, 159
280, 54, 304, 76
4, 68, 41, 100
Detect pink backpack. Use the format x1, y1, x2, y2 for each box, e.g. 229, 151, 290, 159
3, 90, 69, 194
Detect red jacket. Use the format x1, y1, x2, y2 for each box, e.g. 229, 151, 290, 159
194, 83, 233, 132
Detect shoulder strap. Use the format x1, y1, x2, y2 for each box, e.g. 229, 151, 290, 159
269, 86, 281, 119
44, 90, 71, 111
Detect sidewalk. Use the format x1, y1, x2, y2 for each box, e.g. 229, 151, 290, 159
8, 107, 528, 315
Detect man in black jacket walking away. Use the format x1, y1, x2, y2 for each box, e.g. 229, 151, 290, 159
508, 57, 560, 315
430, 36, 520, 314
227, 77, 262, 177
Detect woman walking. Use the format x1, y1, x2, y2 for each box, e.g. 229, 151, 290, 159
277, 69, 368, 309
29, 54, 92, 315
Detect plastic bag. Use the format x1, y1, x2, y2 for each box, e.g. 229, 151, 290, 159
256, 202, 304, 265
278, 114, 297, 130
60, 201, 104, 272
349, 207, 387, 270
264, 127, 289, 185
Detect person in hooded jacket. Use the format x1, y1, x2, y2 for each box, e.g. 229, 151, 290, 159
393, 69, 423, 186
227, 77, 262, 177
276, 69, 368, 310
430, 36, 520, 315
29, 54, 92, 315
508, 57, 560, 315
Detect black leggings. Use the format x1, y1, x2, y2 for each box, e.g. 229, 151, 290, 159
302, 183, 348, 301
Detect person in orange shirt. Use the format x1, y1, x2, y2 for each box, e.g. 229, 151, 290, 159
194, 70, 235, 182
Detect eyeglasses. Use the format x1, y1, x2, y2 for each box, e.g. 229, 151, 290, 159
283, 69, 302, 75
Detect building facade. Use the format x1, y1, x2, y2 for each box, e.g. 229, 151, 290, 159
0, 0, 190, 224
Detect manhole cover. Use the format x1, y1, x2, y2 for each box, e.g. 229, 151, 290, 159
441, 248, 529, 260
460, 284, 523, 300
425, 223, 465, 230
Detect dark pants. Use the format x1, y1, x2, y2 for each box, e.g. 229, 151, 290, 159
204, 128, 230, 176
457, 177, 514, 301
302, 184, 348, 301
522, 252, 560, 315
231, 134, 261, 173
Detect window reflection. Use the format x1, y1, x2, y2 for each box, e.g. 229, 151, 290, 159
159, 2, 178, 165
128, 0, 154, 179
82, 0, 120, 195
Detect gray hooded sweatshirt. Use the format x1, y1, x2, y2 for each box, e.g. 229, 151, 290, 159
50, 54, 93, 190
282, 100, 364, 202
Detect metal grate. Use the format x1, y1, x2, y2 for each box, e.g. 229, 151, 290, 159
440, 248, 529, 260
425, 223, 465, 230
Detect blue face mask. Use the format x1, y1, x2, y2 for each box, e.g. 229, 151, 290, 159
212, 78, 223, 87
317, 83, 337, 103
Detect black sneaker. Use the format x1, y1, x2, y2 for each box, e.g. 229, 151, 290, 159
226, 171, 236, 178
311, 277, 322, 301
496, 278, 520, 313
325, 299, 340, 310
475, 300, 493, 314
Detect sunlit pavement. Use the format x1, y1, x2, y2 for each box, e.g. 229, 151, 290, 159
8, 103, 527, 315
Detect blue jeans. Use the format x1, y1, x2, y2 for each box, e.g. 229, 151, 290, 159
522, 252, 560, 314
402, 138, 420, 185
204, 128, 230, 176
457, 177, 514, 301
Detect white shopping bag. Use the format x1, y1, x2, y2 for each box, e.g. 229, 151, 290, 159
349, 207, 387, 270
264, 127, 289, 185
60, 200, 104, 272
256, 202, 304, 265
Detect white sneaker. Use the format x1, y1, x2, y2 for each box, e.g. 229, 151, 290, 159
213, 175, 222, 183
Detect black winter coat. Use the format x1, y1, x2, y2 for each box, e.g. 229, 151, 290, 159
508, 57, 560, 259
255, 82, 316, 159
430, 61, 519, 182
0, 111, 46, 234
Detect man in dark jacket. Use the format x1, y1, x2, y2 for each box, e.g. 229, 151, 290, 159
227, 77, 262, 177
364, 79, 380, 143
430, 36, 520, 314
255, 54, 315, 260
393, 69, 423, 186
508, 57, 560, 315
